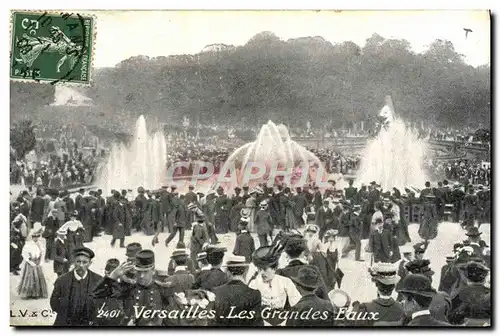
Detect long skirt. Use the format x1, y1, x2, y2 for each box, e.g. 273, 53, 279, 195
418, 217, 438, 240
17, 261, 48, 299
394, 220, 411, 246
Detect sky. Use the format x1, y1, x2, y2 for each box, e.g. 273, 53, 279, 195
84, 10, 490, 68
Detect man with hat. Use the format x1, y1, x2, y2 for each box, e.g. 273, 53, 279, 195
345, 204, 363, 261
233, 220, 255, 263
96, 258, 124, 326
163, 194, 187, 247
159, 185, 172, 234
92, 249, 171, 326
438, 255, 456, 293
230, 187, 245, 232
51, 247, 103, 326
30, 188, 46, 224
344, 178, 357, 203
397, 274, 450, 326
125, 242, 142, 262
403, 259, 451, 322
276, 235, 328, 300
413, 241, 428, 261
195, 245, 230, 289
316, 199, 334, 241
190, 211, 210, 267
451, 182, 465, 222
464, 227, 485, 258
286, 265, 335, 327
193, 252, 214, 290
134, 186, 148, 232
292, 187, 308, 227
214, 186, 231, 234
111, 194, 132, 248
448, 261, 490, 325
418, 194, 438, 240
164, 249, 195, 293
463, 186, 478, 229
255, 199, 273, 247
352, 263, 404, 326
211, 255, 263, 326
52, 227, 70, 277
74, 188, 86, 220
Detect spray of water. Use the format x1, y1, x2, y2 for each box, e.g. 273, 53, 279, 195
356, 100, 429, 190
98, 115, 167, 195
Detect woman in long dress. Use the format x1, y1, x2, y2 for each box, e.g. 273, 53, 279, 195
418, 195, 438, 240
390, 199, 411, 246
59, 211, 85, 259
17, 228, 48, 299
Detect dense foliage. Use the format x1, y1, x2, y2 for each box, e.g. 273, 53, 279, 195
11, 32, 490, 130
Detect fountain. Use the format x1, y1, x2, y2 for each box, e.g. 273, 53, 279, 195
98, 115, 167, 195
356, 96, 429, 190
220, 120, 326, 187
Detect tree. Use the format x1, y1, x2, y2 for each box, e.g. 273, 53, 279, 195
10, 120, 36, 159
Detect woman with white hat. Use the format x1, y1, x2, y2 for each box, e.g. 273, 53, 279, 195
17, 228, 48, 299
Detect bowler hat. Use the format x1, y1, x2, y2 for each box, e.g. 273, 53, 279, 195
466, 227, 482, 237
126, 242, 142, 259
72, 247, 95, 260
134, 249, 155, 271
465, 261, 489, 283
397, 274, 437, 298
252, 246, 281, 268
291, 265, 320, 290
105, 258, 120, 273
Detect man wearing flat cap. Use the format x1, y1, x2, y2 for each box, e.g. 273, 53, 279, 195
397, 274, 450, 326
352, 263, 404, 326
50, 247, 102, 326
92, 249, 171, 326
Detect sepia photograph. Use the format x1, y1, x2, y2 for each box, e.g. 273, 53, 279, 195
9, 9, 491, 327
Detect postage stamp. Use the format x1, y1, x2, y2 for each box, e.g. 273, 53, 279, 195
10, 11, 94, 85
9, 10, 491, 328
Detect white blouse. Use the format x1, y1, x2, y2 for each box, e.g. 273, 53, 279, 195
21, 241, 45, 265
249, 274, 301, 309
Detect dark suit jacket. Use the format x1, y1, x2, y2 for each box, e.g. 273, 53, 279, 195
233, 232, 255, 262
212, 279, 263, 327
30, 196, 46, 222
286, 293, 335, 327
193, 267, 229, 290
276, 260, 328, 300
407, 314, 451, 326
164, 270, 195, 293
50, 270, 103, 326
353, 297, 404, 326
52, 238, 69, 274
315, 207, 333, 228
313, 191, 322, 210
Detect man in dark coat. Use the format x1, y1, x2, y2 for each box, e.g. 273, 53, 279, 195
316, 200, 334, 241
62, 190, 75, 222
74, 188, 86, 220
50, 247, 103, 326
464, 226, 485, 258
163, 198, 187, 247
111, 198, 131, 248
164, 250, 195, 293
233, 221, 255, 262
194, 246, 229, 290
344, 179, 357, 202
159, 186, 172, 233
463, 187, 478, 228
53, 228, 70, 277
286, 266, 335, 327
190, 213, 210, 267
438, 256, 456, 293
134, 187, 148, 232
451, 183, 465, 222
448, 261, 490, 325
397, 274, 451, 326
369, 219, 393, 263
277, 235, 328, 300
346, 206, 363, 261
30, 188, 46, 223
352, 263, 404, 326
214, 187, 231, 234
292, 187, 308, 227
313, 186, 322, 212
184, 185, 198, 225
211, 255, 263, 327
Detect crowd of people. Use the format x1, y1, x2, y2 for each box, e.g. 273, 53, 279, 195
9, 170, 491, 326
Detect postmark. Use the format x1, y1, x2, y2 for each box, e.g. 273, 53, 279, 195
10, 11, 94, 85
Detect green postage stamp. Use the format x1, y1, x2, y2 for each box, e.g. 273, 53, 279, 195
10, 11, 94, 85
